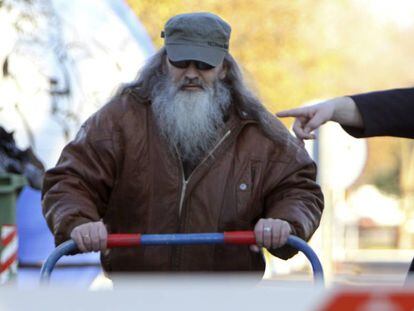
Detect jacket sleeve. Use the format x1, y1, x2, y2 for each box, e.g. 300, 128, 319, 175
42, 117, 119, 246
263, 145, 324, 259
342, 87, 414, 138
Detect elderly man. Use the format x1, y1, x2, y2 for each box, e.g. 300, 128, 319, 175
42, 12, 323, 273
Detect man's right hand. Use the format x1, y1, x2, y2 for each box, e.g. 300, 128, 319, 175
276, 101, 337, 141
276, 96, 363, 141
70, 221, 107, 253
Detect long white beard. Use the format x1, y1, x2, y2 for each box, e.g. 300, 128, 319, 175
152, 78, 231, 164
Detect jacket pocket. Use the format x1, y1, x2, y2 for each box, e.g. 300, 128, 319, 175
236, 159, 263, 222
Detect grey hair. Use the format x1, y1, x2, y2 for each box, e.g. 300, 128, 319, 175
222, 53, 288, 143
116, 47, 284, 143
116, 47, 167, 101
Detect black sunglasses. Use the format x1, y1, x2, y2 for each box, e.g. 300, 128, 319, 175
168, 58, 215, 71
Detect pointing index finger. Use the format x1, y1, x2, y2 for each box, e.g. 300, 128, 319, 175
276, 107, 310, 118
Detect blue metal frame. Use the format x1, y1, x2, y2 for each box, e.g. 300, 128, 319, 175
40, 239, 78, 284
141, 233, 225, 245
40, 234, 324, 285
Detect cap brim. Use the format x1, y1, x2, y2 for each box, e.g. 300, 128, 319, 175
166, 44, 226, 67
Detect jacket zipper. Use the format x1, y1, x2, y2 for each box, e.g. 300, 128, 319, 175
178, 174, 187, 218
177, 129, 232, 217
172, 130, 232, 271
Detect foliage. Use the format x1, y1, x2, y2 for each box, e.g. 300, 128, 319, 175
127, 0, 342, 112
373, 161, 401, 196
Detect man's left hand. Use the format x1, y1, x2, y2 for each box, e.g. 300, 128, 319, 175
253, 218, 292, 250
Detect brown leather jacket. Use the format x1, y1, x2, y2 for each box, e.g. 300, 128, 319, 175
42, 94, 324, 273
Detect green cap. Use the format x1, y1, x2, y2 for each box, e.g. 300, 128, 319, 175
161, 12, 231, 67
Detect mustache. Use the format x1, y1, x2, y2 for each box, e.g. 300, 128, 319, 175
178, 78, 205, 90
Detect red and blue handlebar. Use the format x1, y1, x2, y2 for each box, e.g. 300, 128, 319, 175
107, 231, 256, 247
40, 231, 324, 285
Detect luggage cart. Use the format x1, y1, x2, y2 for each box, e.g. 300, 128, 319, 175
40, 231, 324, 285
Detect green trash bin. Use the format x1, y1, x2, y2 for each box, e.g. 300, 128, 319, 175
0, 173, 26, 285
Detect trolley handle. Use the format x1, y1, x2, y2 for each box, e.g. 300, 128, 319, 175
40, 231, 324, 285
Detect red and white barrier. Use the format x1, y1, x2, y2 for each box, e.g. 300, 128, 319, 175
1, 224, 18, 285
319, 289, 414, 311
